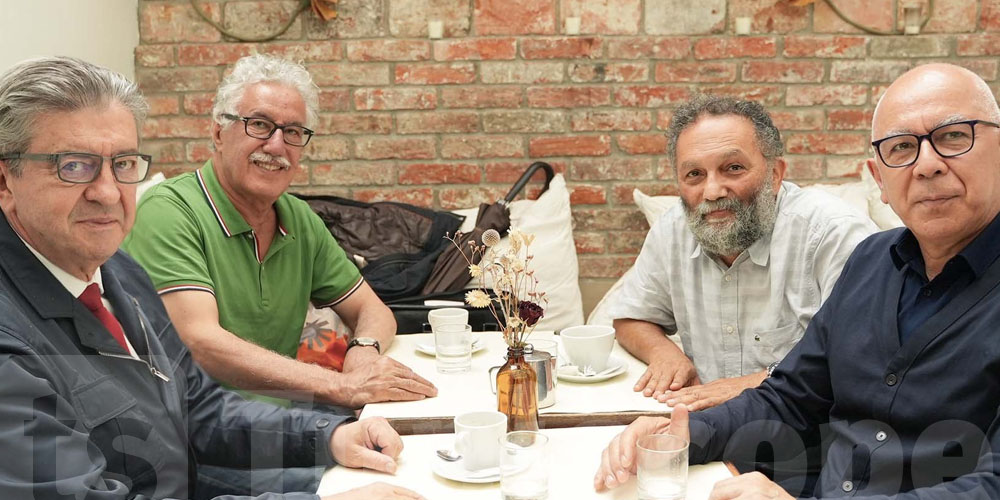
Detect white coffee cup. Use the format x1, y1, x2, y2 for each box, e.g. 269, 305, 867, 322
454, 411, 507, 471
428, 307, 469, 332
560, 325, 615, 372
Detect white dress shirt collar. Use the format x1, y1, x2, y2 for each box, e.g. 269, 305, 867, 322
13, 232, 104, 297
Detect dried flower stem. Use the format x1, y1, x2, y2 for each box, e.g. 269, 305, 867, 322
445, 228, 547, 347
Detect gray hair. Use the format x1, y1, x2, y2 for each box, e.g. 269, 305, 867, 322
666, 94, 784, 166
212, 54, 319, 128
0, 56, 148, 175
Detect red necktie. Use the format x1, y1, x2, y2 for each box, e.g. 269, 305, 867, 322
78, 283, 129, 352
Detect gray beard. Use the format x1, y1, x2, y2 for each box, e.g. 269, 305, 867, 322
683, 177, 779, 259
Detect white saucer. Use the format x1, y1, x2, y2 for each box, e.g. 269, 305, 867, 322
430, 454, 500, 483
557, 356, 627, 383
415, 339, 485, 356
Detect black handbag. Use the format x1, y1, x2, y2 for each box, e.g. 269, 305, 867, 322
385, 290, 507, 334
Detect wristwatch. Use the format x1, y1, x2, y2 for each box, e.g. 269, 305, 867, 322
766, 360, 780, 377
346, 336, 381, 354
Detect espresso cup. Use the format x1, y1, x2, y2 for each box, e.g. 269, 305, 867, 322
454, 411, 508, 471
560, 325, 615, 372
428, 307, 469, 332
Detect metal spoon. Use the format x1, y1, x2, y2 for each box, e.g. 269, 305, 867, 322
436, 449, 461, 461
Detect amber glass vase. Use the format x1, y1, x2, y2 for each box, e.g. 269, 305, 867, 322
495, 345, 539, 432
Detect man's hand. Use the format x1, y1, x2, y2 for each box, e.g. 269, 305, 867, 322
656, 372, 766, 411
593, 405, 690, 492
634, 344, 701, 399
337, 355, 437, 408
322, 482, 425, 500
330, 417, 403, 474
708, 472, 794, 500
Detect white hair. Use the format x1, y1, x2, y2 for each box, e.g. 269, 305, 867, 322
211, 54, 319, 128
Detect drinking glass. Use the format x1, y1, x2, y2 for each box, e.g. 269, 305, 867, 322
637, 434, 688, 500
434, 323, 472, 373
500, 431, 549, 500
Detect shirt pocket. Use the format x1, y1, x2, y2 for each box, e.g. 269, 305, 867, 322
747, 323, 803, 370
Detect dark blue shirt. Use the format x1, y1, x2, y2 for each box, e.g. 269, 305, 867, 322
891, 213, 1000, 343
689, 216, 1000, 499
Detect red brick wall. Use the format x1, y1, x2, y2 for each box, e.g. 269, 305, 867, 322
136, 0, 1000, 281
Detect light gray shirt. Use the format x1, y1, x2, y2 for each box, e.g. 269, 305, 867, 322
609, 181, 878, 383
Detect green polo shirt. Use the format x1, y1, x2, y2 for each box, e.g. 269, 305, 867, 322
122, 161, 362, 361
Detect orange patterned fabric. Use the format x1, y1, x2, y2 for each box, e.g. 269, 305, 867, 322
297, 319, 347, 371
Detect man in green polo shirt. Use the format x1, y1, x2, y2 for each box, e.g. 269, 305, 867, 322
123, 54, 437, 411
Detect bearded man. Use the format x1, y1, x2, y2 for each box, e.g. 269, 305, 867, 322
609, 95, 877, 411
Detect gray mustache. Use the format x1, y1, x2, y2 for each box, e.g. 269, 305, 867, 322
249, 152, 291, 168
694, 197, 744, 216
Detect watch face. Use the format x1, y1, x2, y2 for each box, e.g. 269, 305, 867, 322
349, 337, 380, 353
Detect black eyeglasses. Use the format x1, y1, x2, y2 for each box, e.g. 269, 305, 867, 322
872, 119, 1000, 168
0, 152, 152, 184
221, 113, 314, 147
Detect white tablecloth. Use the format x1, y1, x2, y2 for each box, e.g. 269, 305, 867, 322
360, 331, 668, 420
317, 425, 732, 499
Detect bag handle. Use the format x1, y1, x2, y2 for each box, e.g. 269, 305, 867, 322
503, 162, 554, 204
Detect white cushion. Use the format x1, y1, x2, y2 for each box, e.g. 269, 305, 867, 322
802, 182, 870, 219
460, 174, 584, 331
135, 172, 166, 202
633, 189, 680, 224
586, 267, 631, 328
860, 167, 904, 230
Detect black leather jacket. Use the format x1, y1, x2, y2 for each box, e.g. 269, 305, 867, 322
0, 213, 347, 499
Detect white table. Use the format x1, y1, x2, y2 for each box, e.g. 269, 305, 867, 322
317, 425, 733, 499
362, 331, 668, 421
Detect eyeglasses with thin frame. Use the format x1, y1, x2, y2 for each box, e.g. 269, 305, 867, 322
871, 119, 1000, 168
221, 113, 314, 147
0, 152, 152, 184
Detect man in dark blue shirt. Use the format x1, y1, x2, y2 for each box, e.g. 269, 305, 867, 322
594, 63, 1000, 499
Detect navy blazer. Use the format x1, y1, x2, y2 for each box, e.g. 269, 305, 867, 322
0, 212, 346, 499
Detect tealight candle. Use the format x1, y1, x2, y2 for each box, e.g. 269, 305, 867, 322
565, 17, 581, 35
428, 20, 443, 39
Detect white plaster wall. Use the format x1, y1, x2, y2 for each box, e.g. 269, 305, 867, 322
0, 0, 139, 78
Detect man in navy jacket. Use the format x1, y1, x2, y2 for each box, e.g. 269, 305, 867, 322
595, 63, 1000, 499
0, 57, 422, 499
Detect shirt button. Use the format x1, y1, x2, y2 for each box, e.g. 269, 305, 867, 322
922, 289, 932, 297
842, 480, 854, 492
754, 334, 761, 341
885, 373, 898, 386
726, 325, 735, 333
875, 430, 887, 442
724, 275, 732, 282
316, 418, 331, 429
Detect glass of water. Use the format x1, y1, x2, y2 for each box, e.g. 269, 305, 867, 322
433, 323, 472, 373
637, 434, 688, 500
500, 431, 549, 500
